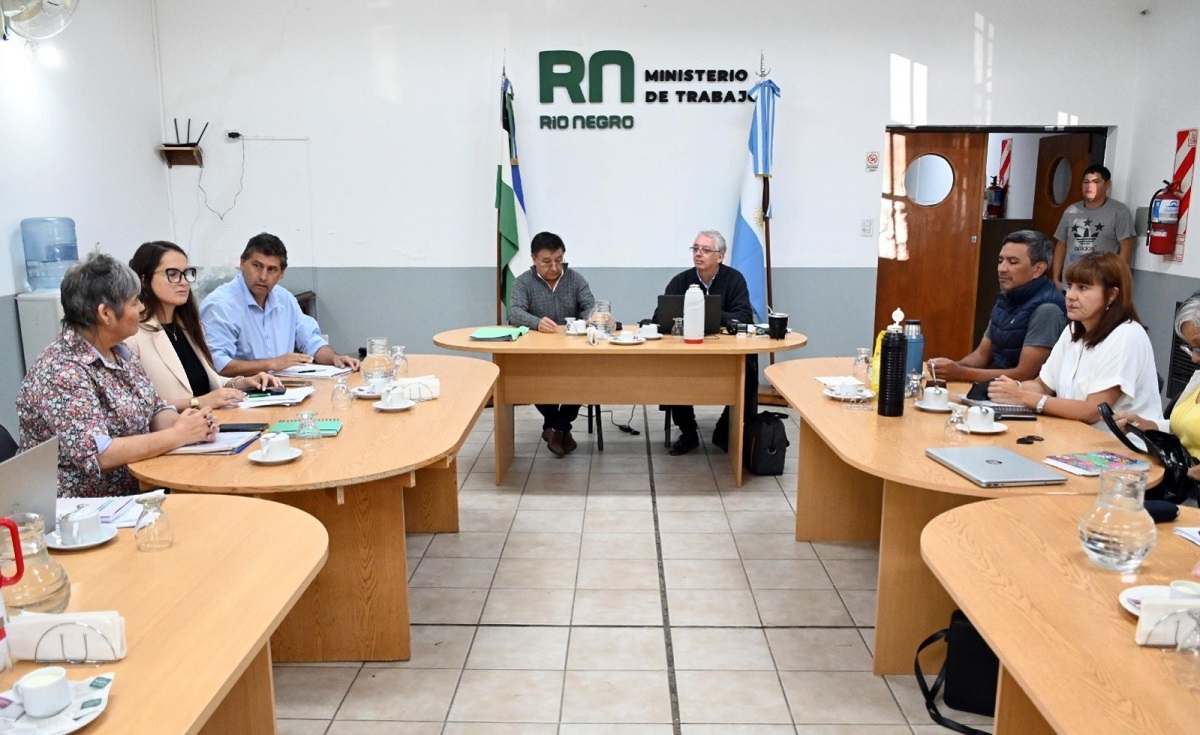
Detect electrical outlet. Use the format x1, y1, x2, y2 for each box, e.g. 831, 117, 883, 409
860, 219, 874, 237
225, 129, 241, 142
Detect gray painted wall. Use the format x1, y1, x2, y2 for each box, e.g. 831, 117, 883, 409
0, 295, 21, 432
1132, 269, 1200, 394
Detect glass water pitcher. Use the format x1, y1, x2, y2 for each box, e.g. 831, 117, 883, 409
0, 513, 69, 613
361, 337, 393, 384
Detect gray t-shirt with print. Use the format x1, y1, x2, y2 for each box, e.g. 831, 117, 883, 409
1054, 197, 1136, 265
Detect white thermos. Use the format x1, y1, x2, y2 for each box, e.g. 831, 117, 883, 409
683, 285, 704, 344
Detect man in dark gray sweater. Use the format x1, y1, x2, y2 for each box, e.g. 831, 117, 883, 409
508, 231, 596, 457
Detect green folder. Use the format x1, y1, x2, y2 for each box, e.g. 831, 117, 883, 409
469, 326, 529, 341
269, 419, 343, 437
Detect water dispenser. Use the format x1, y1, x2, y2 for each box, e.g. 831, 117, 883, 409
21, 217, 78, 291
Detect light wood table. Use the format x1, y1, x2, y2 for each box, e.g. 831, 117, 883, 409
0, 494, 327, 734
434, 327, 806, 487
130, 355, 497, 662
923, 496, 1200, 734
765, 356, 1162, 675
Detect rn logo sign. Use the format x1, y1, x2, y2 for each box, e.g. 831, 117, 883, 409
537, 49, 752, 132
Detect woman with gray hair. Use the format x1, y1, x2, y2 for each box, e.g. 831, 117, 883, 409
17, 253, 217, 498
1113, 293, 1200, 482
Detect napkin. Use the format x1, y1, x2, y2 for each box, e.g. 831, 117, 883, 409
391, 374, 440, 402
1134, 598, 1200, 646
7, 611, 127, 662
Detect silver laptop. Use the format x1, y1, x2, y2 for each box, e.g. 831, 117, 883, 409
0, 437, 60, 523
925, 446, 1067, 488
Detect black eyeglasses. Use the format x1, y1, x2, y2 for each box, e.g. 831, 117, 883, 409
157, 267, 197, 283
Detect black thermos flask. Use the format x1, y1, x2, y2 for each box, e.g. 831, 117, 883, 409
877, 324, 907, 417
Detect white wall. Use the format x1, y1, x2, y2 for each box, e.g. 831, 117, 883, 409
0, 0, 168, 297
151, 0, 1149, 272
1127, 0, 1200, 278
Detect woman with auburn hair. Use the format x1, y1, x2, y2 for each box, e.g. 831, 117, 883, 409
987, 252, 1164, 434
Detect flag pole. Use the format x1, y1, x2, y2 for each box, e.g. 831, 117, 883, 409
496, 210, 503, 325
763, 175, 776, 367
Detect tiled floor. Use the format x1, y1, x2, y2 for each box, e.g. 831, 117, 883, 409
274, 405, 994, 734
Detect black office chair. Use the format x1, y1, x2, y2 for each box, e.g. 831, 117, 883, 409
0, 424, 18, 464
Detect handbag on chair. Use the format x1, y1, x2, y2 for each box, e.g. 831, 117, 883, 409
1097, 402, 1198, 504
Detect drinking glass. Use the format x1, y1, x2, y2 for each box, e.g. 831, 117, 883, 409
296, 410, 322, 448
134, 494, 173, 552
671, 317, 684, 339
390, 345, 409, 378
331, 377, 352, 411
852, 347, 871, 385
944, 405, 969, 444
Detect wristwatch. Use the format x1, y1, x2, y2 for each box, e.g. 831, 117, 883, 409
1035, 395, 1049, 414
190, 397, 200, 409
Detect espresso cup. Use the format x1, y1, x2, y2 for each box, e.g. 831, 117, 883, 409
260, 432, 291, 459
616, 331, 638, 343
639, 323, 659, 338
58, 505, 102, 546
768, 312, 789, 340
923, 386, 949, 410
1170, 579, 1200, 600
566, 319, 586, 335
965, 406, 995, 432
15, 666, 71, 718
381, 387, 409, 407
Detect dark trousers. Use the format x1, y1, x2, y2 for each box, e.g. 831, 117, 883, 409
536, 404, 582, 432
668, 355, 759, 434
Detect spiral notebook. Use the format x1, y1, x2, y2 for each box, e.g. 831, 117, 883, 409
269, 419, 343, 437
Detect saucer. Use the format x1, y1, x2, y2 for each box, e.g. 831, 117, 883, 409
823, 387, 875, 401
46, 525, 118, 551
566, 330, 587, 337
352, 385, 387, 399
1119, 584, 1171, 617
914, 401, 952, 413
641, 334, 663, 340
611, 336, 646, 346
374, 399, 416, 412
249, 447, 303, 465
955, 422, 1008, 434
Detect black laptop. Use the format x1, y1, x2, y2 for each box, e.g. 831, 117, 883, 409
656, 295, 723, 335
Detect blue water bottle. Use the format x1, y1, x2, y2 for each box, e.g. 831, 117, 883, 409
904, 319, 924, 386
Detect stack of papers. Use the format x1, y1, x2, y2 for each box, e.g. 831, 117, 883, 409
239, 386, 315, 408
166, 431, 260, 455
1175, 527, 1200, 547
56, 495, 144, 527
270, 419, 343, 437
273, 364, 352, 379
814, 376, 864, 389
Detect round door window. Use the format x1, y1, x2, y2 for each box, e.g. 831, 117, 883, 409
1050, 156, 1073, 205
904, 154, 954, 206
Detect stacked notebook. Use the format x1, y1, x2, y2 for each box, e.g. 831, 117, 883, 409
1043, 451, 1149, 476
269, 419, 344, 437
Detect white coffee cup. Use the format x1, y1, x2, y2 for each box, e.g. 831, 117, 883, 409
15, 666, 71, 718
616, 331, 639, 343
381, 387, 410, 408
58, 505, 102, 546
1170, 579, 1200, 600
639, 323, 659, 338
260, 432, 291, 460
566, 319, 586, 335
923, 386, 949, 409
965, 405, 995, 432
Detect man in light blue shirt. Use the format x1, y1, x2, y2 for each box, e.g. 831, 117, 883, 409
201, 233, 360, 377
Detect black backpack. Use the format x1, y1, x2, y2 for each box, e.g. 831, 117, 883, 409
742, 411, 790, 475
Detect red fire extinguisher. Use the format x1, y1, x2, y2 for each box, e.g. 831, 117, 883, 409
1148, 180, 1183, 255
985, 176, 1006, 218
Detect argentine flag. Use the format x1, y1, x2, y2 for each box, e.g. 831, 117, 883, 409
729, 79, 779, 323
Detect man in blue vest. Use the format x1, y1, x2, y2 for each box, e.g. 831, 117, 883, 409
928, 230, 1067, 382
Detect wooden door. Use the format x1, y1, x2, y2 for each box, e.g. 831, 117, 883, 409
1032, 133, 1092, 242
876, 130, 987, 361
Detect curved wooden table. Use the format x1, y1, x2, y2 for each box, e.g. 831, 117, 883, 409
130, 355, 497, 662
434, 327, 807, 486
765, 356, 1162, 675
0, 494, 328, 734
923, 496, 1200, 734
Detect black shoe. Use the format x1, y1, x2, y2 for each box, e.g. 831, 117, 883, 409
546, 429, 567, 458
562, 430, 578, 454
669, 431, 700, 456
542, 428, 554, 442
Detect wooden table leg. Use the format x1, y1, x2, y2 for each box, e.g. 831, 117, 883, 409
270, 480, 411, 661
492, 356, 515, 485
873, 481, 976, 675
994, 665, 1056, 735
199, 644, 275, 735
728, 355, 746, 486
406, 457, 460, 534
794, 420, 883, 541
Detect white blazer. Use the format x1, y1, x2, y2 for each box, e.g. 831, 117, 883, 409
125, 317, 229, 405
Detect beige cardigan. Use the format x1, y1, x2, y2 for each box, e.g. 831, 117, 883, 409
125, 317, 229, 406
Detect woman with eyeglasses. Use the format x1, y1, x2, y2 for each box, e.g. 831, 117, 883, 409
1112, 295, 1200, 479
126, 241, 279, 411
987, 252, 1164, 436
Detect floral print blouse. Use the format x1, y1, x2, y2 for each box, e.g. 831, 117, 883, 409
17, 328, 173, 498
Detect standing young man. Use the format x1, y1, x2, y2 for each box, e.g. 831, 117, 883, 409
1051, 165, 1136, 290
